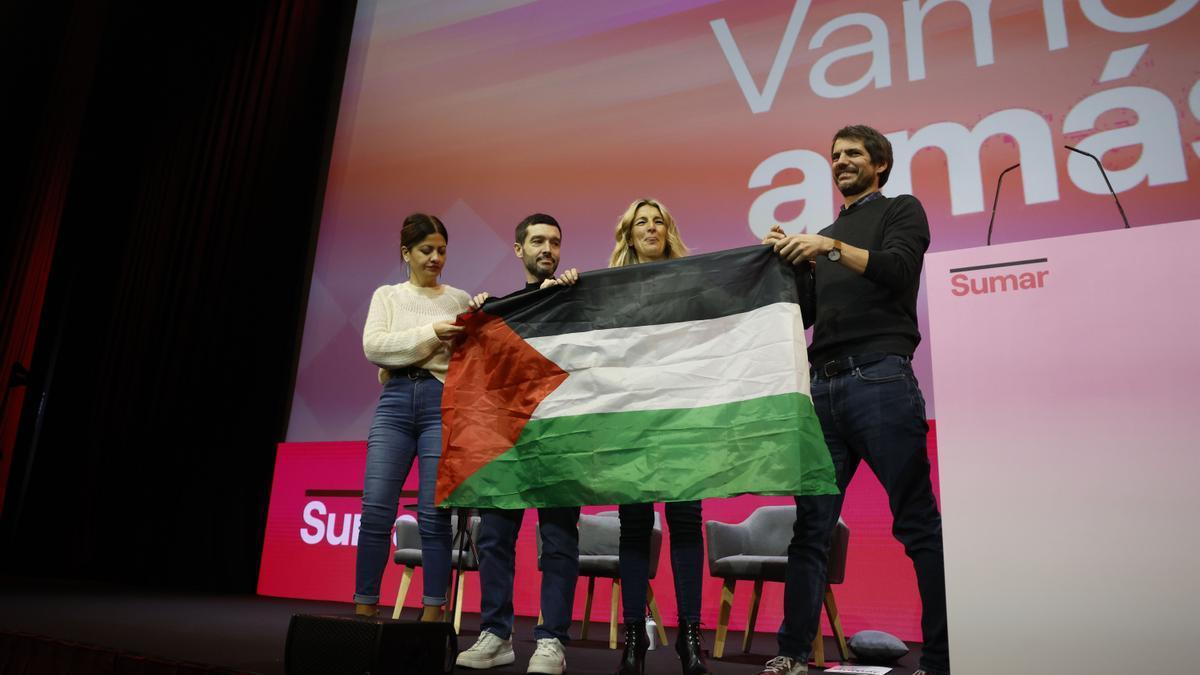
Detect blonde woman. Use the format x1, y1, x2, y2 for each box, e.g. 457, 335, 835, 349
608, 198, 689, 267
609, 199, 710, 675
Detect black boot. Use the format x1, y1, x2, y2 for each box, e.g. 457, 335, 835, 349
674, 621, 712, 675
614, 621, 648, 675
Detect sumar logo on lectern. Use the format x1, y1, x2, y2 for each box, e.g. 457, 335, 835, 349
949, 258, 1050, 297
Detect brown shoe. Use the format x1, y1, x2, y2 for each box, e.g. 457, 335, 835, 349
419, 604, 445, 622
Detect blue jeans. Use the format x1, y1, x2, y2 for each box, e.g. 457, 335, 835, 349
619, 501, 704, 624
778, 355, 949, 672
477, 507, 580, 642
354, 374, 452, 606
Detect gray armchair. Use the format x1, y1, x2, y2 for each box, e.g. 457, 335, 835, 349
705, 505, 850, 665
391, 512, 481, 632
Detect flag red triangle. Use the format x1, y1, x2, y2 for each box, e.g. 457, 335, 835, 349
436, 309, 567, 505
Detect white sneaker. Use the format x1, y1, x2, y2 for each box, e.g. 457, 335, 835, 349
526, 637, 566, 674
456, 630, 516, 669
758, 655, 807, 675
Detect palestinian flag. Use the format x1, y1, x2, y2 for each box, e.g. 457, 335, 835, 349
436, 245, 836, 509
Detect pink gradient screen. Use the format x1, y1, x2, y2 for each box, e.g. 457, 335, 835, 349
265, 0, 1200, 640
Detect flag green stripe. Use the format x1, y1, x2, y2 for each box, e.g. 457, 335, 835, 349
441, 393, 836, 509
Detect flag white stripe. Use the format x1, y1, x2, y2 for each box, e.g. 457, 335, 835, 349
526, 302, 810, 420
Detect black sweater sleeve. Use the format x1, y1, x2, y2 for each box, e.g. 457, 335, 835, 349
861, 195, 930, 291
795, 263, 815, 329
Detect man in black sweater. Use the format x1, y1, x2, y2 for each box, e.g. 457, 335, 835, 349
756, 126, 949, 675
457, 214, 579, 675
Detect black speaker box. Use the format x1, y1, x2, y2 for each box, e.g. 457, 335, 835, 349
284, 614, 457, 675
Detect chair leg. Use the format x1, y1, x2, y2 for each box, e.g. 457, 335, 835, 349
645, 584, 668, 646
581, 576, 595, 641
824, 585, 849, 661
391, 566, 413, 620
742, 579, 763, 653
714, 578, 735, 659
811, 615, 825, 668
609, 578, 621, 650
453, 574, 466, 634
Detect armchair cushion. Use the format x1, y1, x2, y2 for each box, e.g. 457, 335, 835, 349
708, 554, 789, 582
848, 630, 909, 663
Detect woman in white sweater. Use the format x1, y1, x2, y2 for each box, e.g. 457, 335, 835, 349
353, 212, 484, 621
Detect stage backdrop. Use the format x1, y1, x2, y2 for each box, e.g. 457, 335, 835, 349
263, 0, 1200, 640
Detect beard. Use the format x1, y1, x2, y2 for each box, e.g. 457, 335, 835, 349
523, 252, 558, 281
836, 168, 876, 197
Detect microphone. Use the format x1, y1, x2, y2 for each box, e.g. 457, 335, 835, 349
986, 163, 1021, 246
1064, 145, 1130, 230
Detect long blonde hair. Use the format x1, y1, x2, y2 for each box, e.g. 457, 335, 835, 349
607, 198, 689, 268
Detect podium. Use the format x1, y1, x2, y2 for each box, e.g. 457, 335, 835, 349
925, 219, 1200, 673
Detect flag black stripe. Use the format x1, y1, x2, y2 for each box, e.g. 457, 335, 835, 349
476, 245, 804, 339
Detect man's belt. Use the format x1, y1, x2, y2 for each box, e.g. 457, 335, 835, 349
814, 352, 889, 378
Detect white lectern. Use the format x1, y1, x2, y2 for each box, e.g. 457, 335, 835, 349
926, 219, 1200, 674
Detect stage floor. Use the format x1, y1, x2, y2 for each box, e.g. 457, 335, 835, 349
0, 576, 927, 674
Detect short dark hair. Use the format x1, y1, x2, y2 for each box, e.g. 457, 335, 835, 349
515, 213, 561, 245
400, 213, 448, 251
832, 125, 894, 188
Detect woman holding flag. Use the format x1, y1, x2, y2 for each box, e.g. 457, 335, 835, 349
353, 212, 485, 622
608, 199, 712, 675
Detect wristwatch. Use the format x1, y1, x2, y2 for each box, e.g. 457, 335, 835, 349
826, 239, 843, 262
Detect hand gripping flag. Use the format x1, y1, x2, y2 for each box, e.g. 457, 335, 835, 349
436, 245, 837, 508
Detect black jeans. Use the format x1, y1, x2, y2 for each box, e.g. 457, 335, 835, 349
618, 501, 704, 624
778, 355, 949, 672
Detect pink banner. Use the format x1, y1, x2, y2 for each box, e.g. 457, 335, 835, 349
259, 436, 942, 639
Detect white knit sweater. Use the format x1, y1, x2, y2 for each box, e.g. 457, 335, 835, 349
362, 281, 471, 383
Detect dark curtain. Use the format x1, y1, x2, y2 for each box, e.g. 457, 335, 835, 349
0, 0, 107, 525
1, 0, 357, 591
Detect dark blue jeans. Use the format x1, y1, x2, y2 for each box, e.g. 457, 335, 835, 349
778, 355, 949, 672
354, 374, 452, 606
477, 507, 580, 642
619, 501, 704, 624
